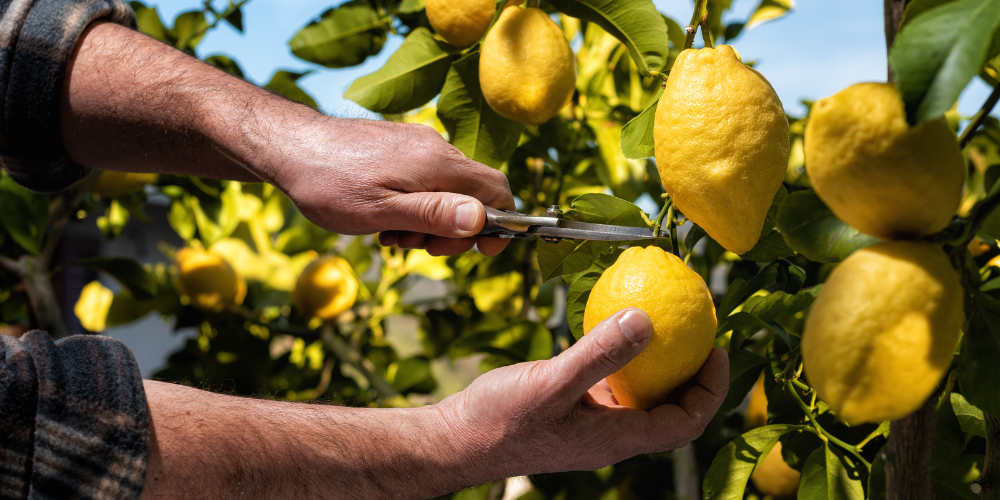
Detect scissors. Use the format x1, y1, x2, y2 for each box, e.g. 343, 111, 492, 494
477, 206, 668, 243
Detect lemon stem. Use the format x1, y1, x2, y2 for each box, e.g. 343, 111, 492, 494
652, 198, 671, 247
784, 379, 872, 468
528, 0, 539, 8
669, 210, 680, 257
699, 14, 714, 48
959, 82, 1000, 150
683, 0, 710, 50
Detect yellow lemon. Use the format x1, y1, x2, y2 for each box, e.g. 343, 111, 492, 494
750, 442, 800, 499
75, 281, 114, 332
480, 6, 575, 125
426, 0, 521, 49
583, 246, 716, 410
747, 373, 768, 428
802, 241, 963, 425
970, 237, 991, 258
173, 247, 246, 313
804, 83, 964, 239
293, 256, 359, 321
91, 171, 158, 197
654, 45, 789, 255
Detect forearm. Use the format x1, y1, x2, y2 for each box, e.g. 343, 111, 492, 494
141, 380, 492, 499
61, 22, 321, 184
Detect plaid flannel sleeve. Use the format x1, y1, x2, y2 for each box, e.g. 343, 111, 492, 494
0, 331, 150, 500
0, 0, 135, 193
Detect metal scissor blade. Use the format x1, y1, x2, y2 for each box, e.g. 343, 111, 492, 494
531, 222, 663, 241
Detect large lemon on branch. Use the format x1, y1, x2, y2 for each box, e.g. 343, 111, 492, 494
654, 45, 789, 255
293, 256, 359, 321
479, 5, 575, 125
173, 247, 247, 312
802, 241, 963, 425
583, 246, 716, 410
804, 82, 964, 239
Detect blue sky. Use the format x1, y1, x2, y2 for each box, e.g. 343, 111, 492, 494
148, 0, 994, 121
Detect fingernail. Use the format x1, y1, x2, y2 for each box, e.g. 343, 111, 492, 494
619, 310, 652, 343
455, 202, 479, 233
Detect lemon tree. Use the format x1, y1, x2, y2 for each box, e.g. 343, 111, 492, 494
4, 0, 1000, 498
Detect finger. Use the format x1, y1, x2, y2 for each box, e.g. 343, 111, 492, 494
642, 347, 730, 449
396, 232, 427, 249
382, 192, 490, 239
424, 236, 476, 256
378, 231, 399, 247
546, 308, 652, 401
587, 384, 619, 407
475, 236, 510, 256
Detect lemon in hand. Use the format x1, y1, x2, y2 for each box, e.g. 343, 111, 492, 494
804, 83, 964, 239
173, 247, 247, 313
583, 246, 716, 410
479, 5, 575, 125
802, 241, 963, 425
293, 256, 359, 321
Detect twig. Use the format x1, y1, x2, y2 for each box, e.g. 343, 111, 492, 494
699, 14, 713, 48
683, 0, 710, 50
652, 197, 671, 247
959, 83, 1000, 150
784, 380, 871, 468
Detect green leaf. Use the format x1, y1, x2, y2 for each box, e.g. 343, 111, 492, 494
775, 189, 880, 263
564, 254, 618, 340
0, 175, 48, 255
388, 356, 433, 392
740, 186, 795, 262
702, 424, 800, 500
62, 257, 157, 301
901, 0, 959, 27
951, 392, 986, 438
959, 291, 1000, 415
620, 87, 663, 160
204, 54, 245, 78
741, 289, 817, 323
289, 1, 388, 68
796, 444, 865, 500
546, 0, 671, 76
890, 0, 1000, 123
437, 52, 524, 168
590, 119, 647, 202
130, 2, 171, 42
398, 0, 425, 14
745, 0, 795, 29
718, 349, 766, 413
663, 15, 686, 50
869, 451, 886, 500
717, 312, 791, 349
265, 71, 319, 110
224, 7, 243, 32
345, 28, 456, 114
932, 392, 967, 468
536, 193, 650, 281
716, 260, 799, 320
171, 11, 208, 51
931, 454, 983, 499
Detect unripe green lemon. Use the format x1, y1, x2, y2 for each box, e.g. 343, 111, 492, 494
654, 45, 789, 255
804, 83, 964, 239
91, 171, 159, 197
293, 256, 359, 321
583, 246, 716, 410
802, 241, 963, 425
479, 6, 575, 125
426, 0, 522, 49
173, 247, 247, 313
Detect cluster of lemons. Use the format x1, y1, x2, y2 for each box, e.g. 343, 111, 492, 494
426, 0, 576, 125
577, 36, 964, 442
172, 247, 359, 322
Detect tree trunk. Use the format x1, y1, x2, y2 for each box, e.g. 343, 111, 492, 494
884, 0, 910, 82
973, 415, 1000, 499
884, 396, 934, 500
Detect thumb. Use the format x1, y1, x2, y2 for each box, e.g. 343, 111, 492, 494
550, 308, 653, 399
384, 192, 485, 238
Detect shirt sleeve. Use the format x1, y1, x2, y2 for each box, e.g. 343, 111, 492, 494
0, 331, 150, 500
0, 0, 136, 193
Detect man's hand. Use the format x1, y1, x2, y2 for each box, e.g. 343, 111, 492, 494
436, 307, 730, 477
61, 23, 513, 256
